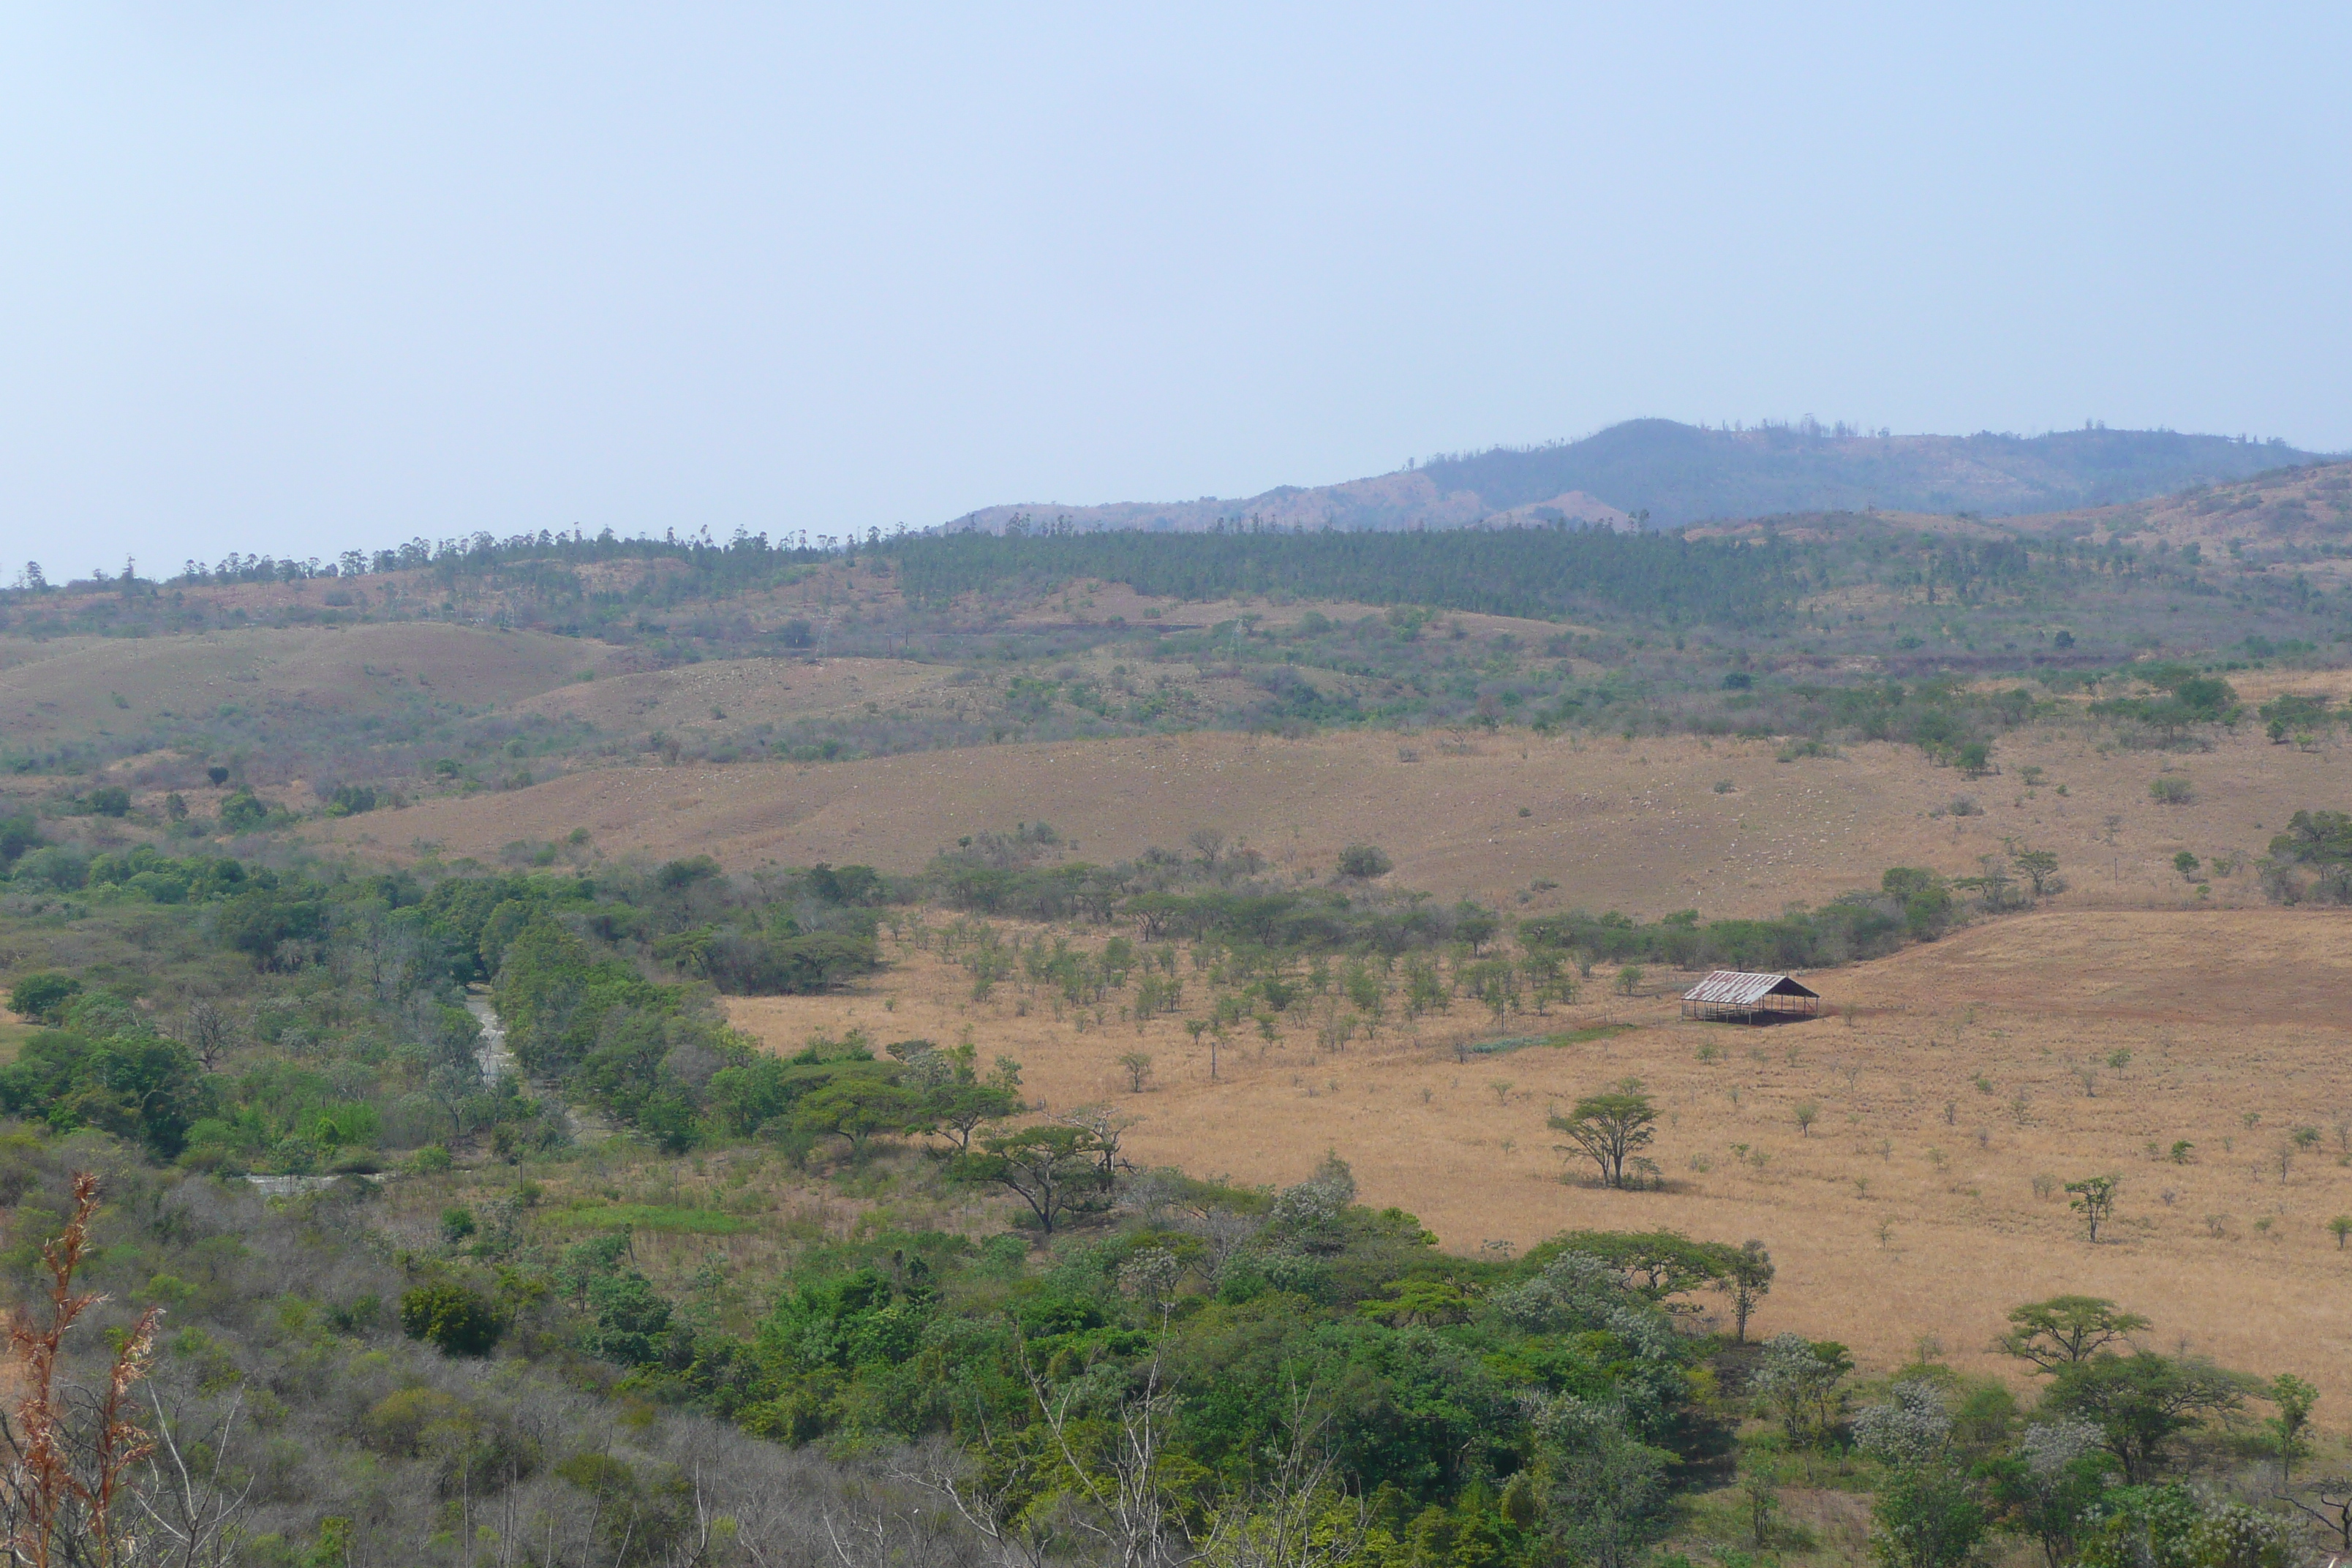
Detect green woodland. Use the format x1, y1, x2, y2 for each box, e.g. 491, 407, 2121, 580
4, 501, 2350, 791
0, 814, 2337, 1567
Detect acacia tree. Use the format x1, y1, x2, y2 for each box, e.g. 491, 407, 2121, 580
2064, 1175, 2120, 1243
953, 1125, 1108, 1234
1053, 1104, 1135, 1193
1552, 1229, 1730, 1303
1550, 1079, 1658, 1190
924, 1080, 1020, 1153
1996, 1296, 2149, 1371
1753, 1334, 1853, 1450
2013, 848, 2061, 901
791, 1077, 924, 1157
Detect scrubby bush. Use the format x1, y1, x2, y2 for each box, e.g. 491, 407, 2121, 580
7, 971, 82, 1024
399, 1281, 503, 1356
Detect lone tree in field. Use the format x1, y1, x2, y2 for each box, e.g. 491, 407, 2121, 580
1997, 1295, 2149, 1371
2013, 848, 2060, 900
1550, 1078, 1659, 1190
2064, 1175, 2121, 1243
1117, 1051, 1153, 1093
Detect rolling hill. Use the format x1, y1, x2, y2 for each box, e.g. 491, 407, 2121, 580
947, 418, 2331, 532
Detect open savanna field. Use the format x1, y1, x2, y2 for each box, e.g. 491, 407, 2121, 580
325, 710, 2344, 916
722, 905, 2352, 1420
0, 619, 624, 748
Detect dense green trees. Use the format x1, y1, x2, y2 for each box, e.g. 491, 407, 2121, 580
2089, 668, 2242, 742
1520, 881, 1912, 971
0, 1030, 210, 1156
6, 971, 81, 1025
2265, 808, 2352, 903
2043, 1354, 2255, 1486
399, 1279, 505, 1356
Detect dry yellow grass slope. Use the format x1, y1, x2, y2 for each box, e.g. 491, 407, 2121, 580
328, 719, 2342, 918
0, 621, 618, 744
725, 907, 2352, 1418
505, 656, 963, 733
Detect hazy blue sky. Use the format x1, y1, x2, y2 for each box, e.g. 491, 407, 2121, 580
6, 4, 2348, 573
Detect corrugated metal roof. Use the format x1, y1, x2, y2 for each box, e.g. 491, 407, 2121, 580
1682, 970, 1819, 1006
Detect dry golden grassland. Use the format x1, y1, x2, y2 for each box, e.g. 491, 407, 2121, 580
723, 907, 2352, 1420
505, 655, 964, 732
498, 649, 1310, 749
0, 620, 620, 747
331, 717, 2341, 918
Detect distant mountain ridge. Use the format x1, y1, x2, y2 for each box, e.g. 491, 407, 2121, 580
948, 418, 2331, 533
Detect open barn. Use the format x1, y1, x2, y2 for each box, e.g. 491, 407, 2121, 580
1681, 969, 1821, 1022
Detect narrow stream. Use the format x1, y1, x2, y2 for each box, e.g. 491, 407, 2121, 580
461, 987, 609, 1138
464, 988, 517, 1083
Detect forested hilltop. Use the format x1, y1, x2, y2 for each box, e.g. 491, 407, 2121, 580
946, 420, 2331, 533
6, 461, 2351, 800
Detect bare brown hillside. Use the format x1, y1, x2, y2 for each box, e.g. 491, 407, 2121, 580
0, 622, 620, 745
319, 720, 2342, 918
506, 657, 966, 733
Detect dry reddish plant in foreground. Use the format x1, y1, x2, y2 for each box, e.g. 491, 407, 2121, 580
0, 1173, 160, 1568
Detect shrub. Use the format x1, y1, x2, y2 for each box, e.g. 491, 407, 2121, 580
398, 1281, 502, 1356
1754, 1333, 1853, 1448
1870, 1463, 1988, 1568
2148, 777, 2193, 805
7, 972, 82, 1025
0, 1030, 211, 1156
0, 814, 42, 863
219, 790, 274, 832
1335, 844, 1393, 879
13, 845, 89, 891
325, 783, 377, 817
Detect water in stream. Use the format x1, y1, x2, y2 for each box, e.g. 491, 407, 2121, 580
464, 989, 518, 1083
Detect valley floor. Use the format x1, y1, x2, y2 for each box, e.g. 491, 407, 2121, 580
724, 907, 2352, 1421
